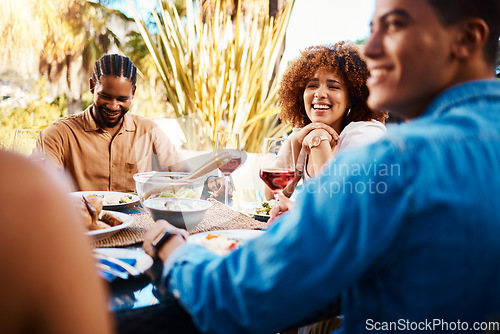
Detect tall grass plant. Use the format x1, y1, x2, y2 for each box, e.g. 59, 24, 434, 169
129, 0, 294, 152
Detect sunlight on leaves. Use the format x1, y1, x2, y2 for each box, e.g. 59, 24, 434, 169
128, 0, 294, 152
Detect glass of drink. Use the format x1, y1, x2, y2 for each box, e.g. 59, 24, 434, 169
259, 138, 295, 199
215, 131, 242, 206
12, 129, 45, 163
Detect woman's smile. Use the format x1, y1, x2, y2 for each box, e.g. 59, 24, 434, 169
303, 68, 349, 130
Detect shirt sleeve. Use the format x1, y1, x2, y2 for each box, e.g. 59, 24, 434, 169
150, 125, 190, 172
42, 122, 67, 168
162, 138, 411, 334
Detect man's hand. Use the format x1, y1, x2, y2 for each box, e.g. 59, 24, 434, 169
268, 191, 295, 226
142, 220, 188, 262
207, 176, 232, 199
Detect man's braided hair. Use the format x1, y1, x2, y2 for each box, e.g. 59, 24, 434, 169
92, 54, 137, 86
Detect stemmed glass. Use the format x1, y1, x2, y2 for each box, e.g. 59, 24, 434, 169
259, 138, 295, 199
12, 129, 45, 163
215, 131, 242, 206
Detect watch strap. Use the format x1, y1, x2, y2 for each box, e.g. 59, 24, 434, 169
309, 135, 330, 149
152, 229, 187, 259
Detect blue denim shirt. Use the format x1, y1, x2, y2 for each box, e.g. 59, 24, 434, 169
165, 80, 500, 334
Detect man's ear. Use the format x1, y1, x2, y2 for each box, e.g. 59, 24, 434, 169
452, 18, 489, 59
89, 78, 96, 94
132, 85, 137, 96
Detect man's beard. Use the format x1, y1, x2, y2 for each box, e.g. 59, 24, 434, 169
94, 105, 128, 128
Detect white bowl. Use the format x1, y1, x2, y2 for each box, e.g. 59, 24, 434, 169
133, 172, 205, 205
143, 198, 212, 231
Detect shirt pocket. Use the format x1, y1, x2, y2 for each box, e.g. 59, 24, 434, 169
126, 154, 151, 174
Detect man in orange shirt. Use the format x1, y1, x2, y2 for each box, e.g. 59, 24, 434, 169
43, 54, 188, 192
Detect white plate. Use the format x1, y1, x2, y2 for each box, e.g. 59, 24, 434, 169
188, 229, 264, 246
94, 248, 153, 274
241, 201, 274, 222
70, 191, 140, 210
86, 211, 134, 240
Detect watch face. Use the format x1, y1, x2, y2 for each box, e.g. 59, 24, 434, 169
310, 136, 321, 148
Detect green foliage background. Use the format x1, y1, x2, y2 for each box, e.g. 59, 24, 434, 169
0, 79, 67, 149
0, 76, 167, 149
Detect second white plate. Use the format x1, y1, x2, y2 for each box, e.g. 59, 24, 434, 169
71, 191, 140, 210
241, 201, 274, 222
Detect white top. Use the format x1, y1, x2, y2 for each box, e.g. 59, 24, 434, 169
296, 120, 387, 180
336, 120, 387, 151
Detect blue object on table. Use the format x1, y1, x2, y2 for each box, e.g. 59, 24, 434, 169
98, 258, 137, 281
113, 205, 144, 215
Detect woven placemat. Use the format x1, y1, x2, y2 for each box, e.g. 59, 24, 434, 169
91, 199, 266, 248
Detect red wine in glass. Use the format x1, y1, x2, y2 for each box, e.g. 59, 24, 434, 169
218, 157, 242, 176
259, 169, 295, 191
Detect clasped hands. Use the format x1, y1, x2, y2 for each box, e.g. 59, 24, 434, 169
295, 122, 339, 154
269, 123, 339, 224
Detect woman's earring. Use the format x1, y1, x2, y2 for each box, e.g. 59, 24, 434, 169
346, 108, 351, 116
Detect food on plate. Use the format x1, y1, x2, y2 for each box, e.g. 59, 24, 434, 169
145, 198, 209, 212
197, 234, 240, 256
104, 194, 134, 205
85, 193, 134, 206
86, 194, 103, 212
164, 199, 205, 211
139, 175, 202, 201
144, 186, 199, 200
77, 196, 124, 231
100, 212, 124, 226
93, 220, 114, 230
254, 200, 276, 215
76, 197, 94, 230
160, 186, 199, 199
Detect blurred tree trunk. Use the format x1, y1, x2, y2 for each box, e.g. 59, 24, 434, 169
38, 1, 129, 114
1, 0, 134, 114
269, 0, 284, 17
66, 54, 85, 115
269, 0, 286, 91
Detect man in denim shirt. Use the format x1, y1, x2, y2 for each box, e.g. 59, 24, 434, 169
143, 0, 500, 333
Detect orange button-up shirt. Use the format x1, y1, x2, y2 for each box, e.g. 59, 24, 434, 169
43, 106, 187, 192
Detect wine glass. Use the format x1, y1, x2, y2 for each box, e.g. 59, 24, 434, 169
259, 138, 295, 199
215, 132, 242, 206
12, 129, 45, 163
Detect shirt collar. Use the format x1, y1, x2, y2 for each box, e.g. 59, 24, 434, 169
83, 105, 136, 133
421, 79, 500, 118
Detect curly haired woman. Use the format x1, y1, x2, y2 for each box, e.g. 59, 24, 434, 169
265, 42, 388, 200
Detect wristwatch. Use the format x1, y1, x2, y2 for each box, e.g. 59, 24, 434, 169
308, 136, 330, 149
152, 229, 187, 259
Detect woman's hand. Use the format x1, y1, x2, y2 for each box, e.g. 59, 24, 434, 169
207, 176, 232, 199
302, 129, 332, 154
268, 191, 295, 226
295, 122, 340, 152
295, 123, 340, 177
